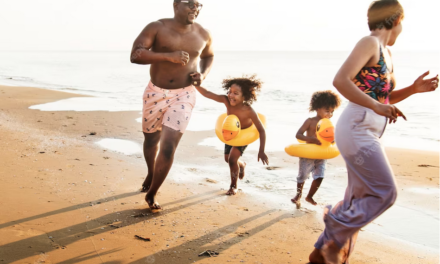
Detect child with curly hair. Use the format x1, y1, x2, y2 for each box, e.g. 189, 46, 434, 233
292, 90, 341, 206
193, 75, 269, 195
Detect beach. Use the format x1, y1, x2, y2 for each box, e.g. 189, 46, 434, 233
0, 85, 438, 264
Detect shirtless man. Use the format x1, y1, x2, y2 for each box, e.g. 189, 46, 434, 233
130, 0, 214, 210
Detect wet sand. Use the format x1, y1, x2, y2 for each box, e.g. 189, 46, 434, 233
0, 85, 438, 264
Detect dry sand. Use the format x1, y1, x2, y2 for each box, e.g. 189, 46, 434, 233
0, 85, 438, 264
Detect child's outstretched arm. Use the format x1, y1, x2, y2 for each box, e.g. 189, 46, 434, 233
296, 119, 321, 145
250, 109, 269, 165
193, 84, 228, 104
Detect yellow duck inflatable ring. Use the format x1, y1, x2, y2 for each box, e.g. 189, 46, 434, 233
285, 118, 340, 159
215, 113, 267, 147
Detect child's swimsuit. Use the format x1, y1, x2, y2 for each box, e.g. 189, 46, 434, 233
224, 144, 248, 156
297, 158, 326, 184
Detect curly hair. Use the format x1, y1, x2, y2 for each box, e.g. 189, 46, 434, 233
222, 75, 263, 105
309, 90, 341, 112
368, 0, 404, 31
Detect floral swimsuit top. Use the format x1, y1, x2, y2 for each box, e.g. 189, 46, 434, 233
352, 46, 395, 104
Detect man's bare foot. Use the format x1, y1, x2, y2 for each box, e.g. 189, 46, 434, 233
145, 193, 162, 210
226, 188, 238, 195
140, 185, 149, 193
239, 162, 246, 180
321, 241, 342, 264
306, 196, 318, 205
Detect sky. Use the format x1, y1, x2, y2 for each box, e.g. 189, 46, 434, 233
0, 0, 439, 51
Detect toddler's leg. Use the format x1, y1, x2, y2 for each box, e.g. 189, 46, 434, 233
226, 147, 242, 195
306, 178, 323, 205
292, 158, 312, 206
306, 159, 326, 205
291, 182, 304, 204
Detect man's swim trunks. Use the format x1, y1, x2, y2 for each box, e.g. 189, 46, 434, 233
142, 81, 196, 134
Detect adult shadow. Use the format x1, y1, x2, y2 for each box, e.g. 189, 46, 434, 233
56, 248, 123, 264
129, 211, 305, 264
0, 190, 219, 263
0, 191, 140, 230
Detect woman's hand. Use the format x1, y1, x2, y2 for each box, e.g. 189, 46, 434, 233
412, 71, 439, 94
258, 151, 269, 165
373, 103, 407, 124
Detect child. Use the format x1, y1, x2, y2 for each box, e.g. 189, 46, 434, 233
292, 90, 341, 206
192, 74, 269, 195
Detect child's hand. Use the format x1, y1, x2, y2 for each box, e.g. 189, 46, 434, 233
308, 138, 322, 145
258, 152, 269, 165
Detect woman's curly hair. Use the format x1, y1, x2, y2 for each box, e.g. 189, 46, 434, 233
222, 75, 263, 105
309, 90, 341, 112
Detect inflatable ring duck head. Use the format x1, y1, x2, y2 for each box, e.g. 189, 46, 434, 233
222, 114, 241, 141
316, 118, 335, 146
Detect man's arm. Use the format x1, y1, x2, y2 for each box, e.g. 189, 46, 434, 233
130, 21, 189, 65
190, 29, 214, 85
199, 30, 214, 80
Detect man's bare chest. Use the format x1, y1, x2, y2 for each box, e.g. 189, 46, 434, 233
154, 29, 206, 56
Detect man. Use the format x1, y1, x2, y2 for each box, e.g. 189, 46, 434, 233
130, 0, 214, 210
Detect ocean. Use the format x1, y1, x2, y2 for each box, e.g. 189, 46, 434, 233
0, 50, 439, 151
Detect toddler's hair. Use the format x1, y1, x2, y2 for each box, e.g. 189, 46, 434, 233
309, 90, 341, 112
222, 75, 263, 105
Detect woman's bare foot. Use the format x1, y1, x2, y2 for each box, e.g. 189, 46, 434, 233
226, 188, 238, 195
321, 241, 342, 264
306, 196, 318, 205
145, 193, 162, 210
239, 162, 246, 180
309, 248, 325, 264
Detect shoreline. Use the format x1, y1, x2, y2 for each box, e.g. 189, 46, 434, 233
0, 85, 438, 263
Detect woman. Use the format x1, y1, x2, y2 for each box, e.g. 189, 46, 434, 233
309, 1, 439, 263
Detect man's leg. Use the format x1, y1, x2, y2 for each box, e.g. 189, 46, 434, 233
145, 126, 183, 209
141, 131, 161, 192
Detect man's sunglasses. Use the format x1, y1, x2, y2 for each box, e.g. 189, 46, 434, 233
180, 1, 203, 11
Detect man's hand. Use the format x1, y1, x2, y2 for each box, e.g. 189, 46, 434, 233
258, 151, 269, 165
167, 51, 190, 66
190, 72, 204, 86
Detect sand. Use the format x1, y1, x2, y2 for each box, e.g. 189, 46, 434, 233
0, 85, 438, 264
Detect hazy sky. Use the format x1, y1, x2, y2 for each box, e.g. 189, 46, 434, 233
0, 0, 438, 51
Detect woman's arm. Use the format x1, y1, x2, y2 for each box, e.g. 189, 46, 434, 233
296, 119, 321, 145
333, 36, 405, 123
194, 85, 228, 103
250, 109, 269, 165
390, 71, 439, 104
333, 36, 380, 110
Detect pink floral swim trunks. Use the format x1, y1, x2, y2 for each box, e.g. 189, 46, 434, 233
142, 81, 196, 134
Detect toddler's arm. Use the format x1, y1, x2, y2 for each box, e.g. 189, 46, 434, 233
296, 119, 321, 145
250, 109, 269, 165
194, 85, 228, 104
